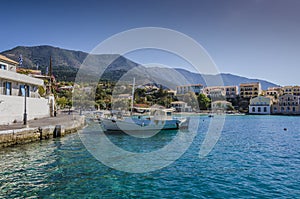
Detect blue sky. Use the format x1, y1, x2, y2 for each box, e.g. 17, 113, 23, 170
1, 0, 300, 85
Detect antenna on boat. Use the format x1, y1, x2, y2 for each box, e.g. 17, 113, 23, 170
130, 77, 135, 116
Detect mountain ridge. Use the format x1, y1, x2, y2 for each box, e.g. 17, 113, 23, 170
1, 45, 279, 89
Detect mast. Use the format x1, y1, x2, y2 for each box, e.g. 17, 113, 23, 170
130, 77, 135, 116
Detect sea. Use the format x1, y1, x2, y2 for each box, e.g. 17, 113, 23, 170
0, 115, 299, 198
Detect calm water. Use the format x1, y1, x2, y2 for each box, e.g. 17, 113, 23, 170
0, 115, 299, 198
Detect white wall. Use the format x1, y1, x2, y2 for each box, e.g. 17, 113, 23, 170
249, 105, 271, 115
0, 95, 50, 125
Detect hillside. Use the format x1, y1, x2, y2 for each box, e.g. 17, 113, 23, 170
1, 45, 279, 89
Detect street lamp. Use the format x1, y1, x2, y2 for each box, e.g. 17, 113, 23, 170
80, 94, 82, 115
23, 85, 27, 125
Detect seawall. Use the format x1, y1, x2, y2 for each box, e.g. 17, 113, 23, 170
0, 114, 85, 148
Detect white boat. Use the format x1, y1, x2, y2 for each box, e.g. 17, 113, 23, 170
85, 110, 111, 122
100, 108, 188, 131
100, 78, 188, 131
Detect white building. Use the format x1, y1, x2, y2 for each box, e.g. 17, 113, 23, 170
0, 55, 54, 125
248, 96, 272, 115
203, 86, 238, 99
211, 100, 232, 110
171, 101, 192, 112
176, 84, 203, 95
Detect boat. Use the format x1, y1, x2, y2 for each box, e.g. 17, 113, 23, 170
100, 108, 188, 131
85, 110, 111, 122
99, 78, 188, 132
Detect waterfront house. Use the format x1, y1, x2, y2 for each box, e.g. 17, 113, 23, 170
264, 87, 283, 98
248, 96, 273, 115
0, 55, 55, 124
171, 101, 192, 112
272, 94, 300, 115
239, 82, 262, 99
282, 86, 300, 96
211, 100, 233, 111
176, 84, 203, 95
203, 85, 238, 99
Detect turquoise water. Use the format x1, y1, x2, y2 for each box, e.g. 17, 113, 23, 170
0, 115, 299, 198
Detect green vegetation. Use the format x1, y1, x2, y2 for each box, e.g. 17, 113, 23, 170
197, 94, 211, 110
38, 86, 46, 97
55, 80, 224, 113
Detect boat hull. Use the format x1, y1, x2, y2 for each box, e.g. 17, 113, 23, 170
100, 117, 186, 131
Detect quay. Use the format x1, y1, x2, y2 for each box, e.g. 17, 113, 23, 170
0, 112, 85, 148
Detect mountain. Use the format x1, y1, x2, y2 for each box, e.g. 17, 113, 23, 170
2, 45, 86, 68
1, 45, 279, 89
1, 46, 140, 82
174, 68, 278, 90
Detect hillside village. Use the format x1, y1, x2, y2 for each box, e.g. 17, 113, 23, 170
1, 53, 300, 126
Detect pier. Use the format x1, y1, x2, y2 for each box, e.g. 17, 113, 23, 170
0, 113, 85, 148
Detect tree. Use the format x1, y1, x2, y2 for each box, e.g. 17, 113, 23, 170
182, 92, 198, 110
198, 94, 211, 110
56, 96, 68, 109
38, 86, 46, 97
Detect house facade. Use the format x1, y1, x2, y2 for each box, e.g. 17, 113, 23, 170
211, 100, 232, 111
272, 94, 300, 115
176, 84, 203, 95
0, 55, 54, 124
203, 85, 238, 99
264, 87, 283, 98
282, 86, 300, 96
248, 96, 272, 115
171, 101, 192, 112
239, 82, 262, 99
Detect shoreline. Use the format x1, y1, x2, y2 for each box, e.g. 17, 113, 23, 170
0, 113, 85, 148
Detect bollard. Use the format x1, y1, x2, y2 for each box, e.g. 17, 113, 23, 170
38, 127, 43, 140
54, 125, 62, 138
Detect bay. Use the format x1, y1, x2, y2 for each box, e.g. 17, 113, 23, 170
0, 115, 299, 198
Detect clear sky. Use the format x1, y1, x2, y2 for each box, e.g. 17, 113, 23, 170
1, 0, 300, 86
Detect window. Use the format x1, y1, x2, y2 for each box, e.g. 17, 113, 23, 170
281, 107, 284, 111
3, 82, 12, 95
287, 107, 290, 112
264, 107, 267, 112
0, 64, 7, 70
19, 85, 25, 96
274, 107, 277, 112
258, 107, 261, 112
19, 85, 30, 97
293, 107, 296, 112
252, 107, 255, 112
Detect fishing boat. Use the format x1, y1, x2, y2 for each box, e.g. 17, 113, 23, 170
100, 78, 188, 132
100, 108, 188, 131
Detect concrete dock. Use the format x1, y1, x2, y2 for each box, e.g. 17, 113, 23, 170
0, 113, 85, 148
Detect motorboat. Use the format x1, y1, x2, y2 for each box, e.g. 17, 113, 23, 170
100, 108, 188, 132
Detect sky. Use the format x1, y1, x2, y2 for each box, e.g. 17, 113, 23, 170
1, 0, 300, 86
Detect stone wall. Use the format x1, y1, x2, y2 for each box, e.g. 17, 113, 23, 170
0, 117, 85, 148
